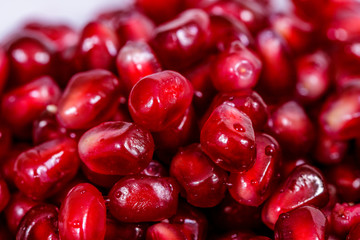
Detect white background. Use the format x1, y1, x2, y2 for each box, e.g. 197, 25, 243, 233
0, 0, 133, 39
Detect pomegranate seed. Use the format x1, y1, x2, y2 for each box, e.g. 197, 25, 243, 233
128, 70, 193, 131
150, 9, 210, 69
274, 206, 328, 240
170, 143, 228, 207
214, 231, 271, 240
0, 122, 12, 159
267, 101, 315, 156
140, 159, 168, 177
4, 192, 40, 234
75, 22, 119, 71
0, 46, 8, 94
280, 157, 309, 178
78, 121, 154, 175
57, 69, 121, 130
14, 138, 80, 200
81, 163, 122, 188
202, 90, 269, 131
211, 41, 262, 92
228, 133, 281, 206
16, 204, 59, 240
116, 41, 161, 93
319, 86, 360, 140
136, 0, 183, 23
105, 216, 149, 240
201, 104, 256, 172
59, 183, 106, 240
262, 164, 329, 229
347, 223, 360, 240
331, 202, 360, 237
108, 175, 179, 222
6, 35, 53, 86
314, 132, 348, 165
0, 178, 10, 213
146, 222, 187, 240
1, 76, 61, 138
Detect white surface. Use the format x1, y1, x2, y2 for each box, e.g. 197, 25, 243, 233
0, 0, 133, 39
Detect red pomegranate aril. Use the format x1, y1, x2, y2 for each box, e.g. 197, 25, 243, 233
211, 41, 262, 92
255, 29, 295, 99
1, 75, 61, 138
267, 101, 315, 156
59, 183, 106, 240
0, 122, 12, 159
57, 69, 121, 130
214, 231, 270, 240
7, 35, 53, 86
314, 132, 348, 165
169, 201, 208, 240
116, 41, 161, 93
170, 143, 227, 208
228, 133, 281, 206
150, 9, 210, 70
78, 121, 154, 175
200, 104, 256, 172
262, 164, 329, 229
0, 46, 8, 93
153, 106, 199, 164
140, 159, 168, 177
274, 206, 328, 240
81, 163, 122, 188
280, 157, 309, 178
105, 216, 149, 240
16, 204, 59, 240
75, 22, 119, 71
326, 163, 360, 203
23, 22, 79, 52
319, 86, 360, 140
146, 222, 187, 240
108, 175, 179, 222
202, 90, 269, 131
4, 192, 40, 234
331, 203, 360, 237
136, 0, 183, 23
347, 223, 360, 240
210, 194, 261, 231
295, 50, 331, 103
0, 178, 10, 213
14, 137, 80, 200
128, 70, 193, 132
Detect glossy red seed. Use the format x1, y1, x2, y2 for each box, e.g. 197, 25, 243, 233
57, 69, 120, 130
314, 132, 348, 165
331, 203, 360, 237
267, 101, 315, 156
1, 76, 61, 138
16, 204, 59, 240
81, 163, 122, 188
262, 164, 329, 229
4, 192, 40, 234
169, 201, 208, 240
274, 206, 328, 240
146, 222, 187, 240
170, 143, 227, 207
14, 138, 80, 200
105, 216, 148, 240
59, 183, 106, 240
211, 41, 262, 92
0, 178, 10, 213
150, 9, 210, 69
108, 175, 179, 222
0, 46, 8, 93
201, 104, 256, 172
78, 121, 154, 175
75, 22, 119, 71
7, 36, 53, 86
214, 231, 270, 240
347, 223, 360, 240
202, 90, 269, 131
319, 86, 360, 140
136, 0, 183, 23
280, 157, 309, 178
116, 41, 161, 93
228, 133, 281, 206
128, 70, 193, 132
140, 159, 168, 177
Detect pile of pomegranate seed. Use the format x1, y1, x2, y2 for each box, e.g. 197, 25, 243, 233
2, 0, 360, 239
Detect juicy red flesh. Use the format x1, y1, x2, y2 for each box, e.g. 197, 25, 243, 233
262, 164, 329, 229
146, 222, 187, 240
58, 183, 106, 240
170, 143, 228, 207
108, 175, 179, 222
16, 204, 59, 240
128, 70, 193, 131
274, 206, 328, 240
57, 69, 120, 130
228, 133, 281, 206
201, 104, 256, 172
78, 121, 154, 175
136, 0, 183, 23
331, 203, 360, 237
14, 138, 80, 200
